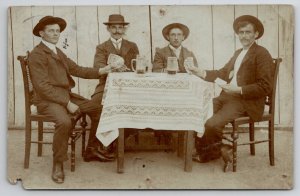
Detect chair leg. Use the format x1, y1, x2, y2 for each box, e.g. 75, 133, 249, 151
249, 122, 255, 155
37, 121, 43, 157
80, 114, 87, 157
269, 120, 275, 166
71, 131, 76, 172
231, 123, 239, 172
24, 120, 32, 169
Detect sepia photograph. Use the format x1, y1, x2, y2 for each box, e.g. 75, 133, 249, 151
6, 2, 294, 190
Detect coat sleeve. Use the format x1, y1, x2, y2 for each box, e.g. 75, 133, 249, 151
65, 55, 100, 79
204, 56, 234, 82
241, 48, 273, 99
28, 51, 69, 106
153, 48, 165, 72
93, 44, 110, 83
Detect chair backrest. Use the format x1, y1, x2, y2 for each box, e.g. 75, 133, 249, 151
266, 58, 282, 116
17, 51, 34, 116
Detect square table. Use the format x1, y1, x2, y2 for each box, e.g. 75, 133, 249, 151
96, 72, 213, 173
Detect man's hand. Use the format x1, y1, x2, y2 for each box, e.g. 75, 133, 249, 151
186, 64, 206, 79
220, 84, 242, 94
67, 101, 79, 114
99, 65, 112, 75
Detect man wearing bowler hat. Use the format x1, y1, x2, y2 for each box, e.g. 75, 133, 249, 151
91, 14, 139, 152
186, 15, 274, 163
153, 22, 198, 72
28, 16, 115, 184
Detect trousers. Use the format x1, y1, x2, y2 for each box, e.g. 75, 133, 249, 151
201, 92, 247, 145
36, 93, 101, 163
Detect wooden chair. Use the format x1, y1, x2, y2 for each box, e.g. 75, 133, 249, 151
17, 52, 88, 172
223, 58, 282, 172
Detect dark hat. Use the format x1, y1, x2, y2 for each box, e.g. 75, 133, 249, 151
233, 15, 264, 39
33, 16, 66, 37
162, 23, 190, 41
103, 14, 129, 25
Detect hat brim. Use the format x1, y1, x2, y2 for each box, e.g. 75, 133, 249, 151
33, 17, 66, 37
103, 22, 129, 25
233, 15, 264, 40
162, 23, 190, 41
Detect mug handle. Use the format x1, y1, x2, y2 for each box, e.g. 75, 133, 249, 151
131, 59, 136, 72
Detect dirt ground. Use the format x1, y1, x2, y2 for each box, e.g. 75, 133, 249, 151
6, 128, 293, 190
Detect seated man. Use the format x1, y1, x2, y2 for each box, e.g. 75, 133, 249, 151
186, 15, 274, 163
28, 16, 116, 184
152, 23, 198, 144
153, 22, 198, 72
91, 14, 140, 151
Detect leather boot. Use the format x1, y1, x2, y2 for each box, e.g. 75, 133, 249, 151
84, 147, 115, 162
193, 141, 222, 163
52, 161, 64, 184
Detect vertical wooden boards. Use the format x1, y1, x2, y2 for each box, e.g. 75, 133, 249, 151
150, 6, 206, 67
8, 8, 14, 126
7, 5, 295, 128
258, 5, 280, 124
120, 6, 152, 66
278, 5, 294, 126
11, 6, 34, 127
76, 6, 99, 98
97, 6, 120, 44
212, 5, 235, 95
54, 6, 79, 93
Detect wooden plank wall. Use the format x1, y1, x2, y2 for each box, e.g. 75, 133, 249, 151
8, 5, 294, 128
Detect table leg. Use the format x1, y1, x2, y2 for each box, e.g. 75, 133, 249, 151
117, 128, 124, 173
184, 131, 193, 172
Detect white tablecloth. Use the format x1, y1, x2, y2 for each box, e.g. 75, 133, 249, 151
96, 72, 213, 146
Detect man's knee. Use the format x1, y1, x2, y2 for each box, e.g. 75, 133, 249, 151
56, 116, 72, 131
205, 118, 217, 131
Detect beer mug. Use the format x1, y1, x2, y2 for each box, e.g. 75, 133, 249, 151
131, 55, 148, 74
166, 57, 179, 74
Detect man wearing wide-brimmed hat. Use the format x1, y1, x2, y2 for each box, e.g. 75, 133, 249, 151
153, 22, 198, 72
186, 15, 274, 163
91, 14, 139, 152
29, 16, 115, 184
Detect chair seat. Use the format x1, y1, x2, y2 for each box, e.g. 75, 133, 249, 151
233, 111, 272, 125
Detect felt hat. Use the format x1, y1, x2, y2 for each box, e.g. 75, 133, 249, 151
33, 16, 66, 37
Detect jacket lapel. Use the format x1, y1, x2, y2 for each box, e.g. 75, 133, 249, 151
241, 42, 257, 65
120, 39, 130, 57
106, 39, 119, 54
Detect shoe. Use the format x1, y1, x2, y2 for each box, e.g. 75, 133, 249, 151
97, 147, 116, 159
84, 147, 115, 162
192, 153, 220, 163
52, 161, 64, 184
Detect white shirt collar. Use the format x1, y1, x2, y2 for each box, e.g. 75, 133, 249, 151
42, 39, 57, 54
242, 41, 255, 51
169, 45, 182, 59
110, 37, 122, 43
110, 37, 122, 50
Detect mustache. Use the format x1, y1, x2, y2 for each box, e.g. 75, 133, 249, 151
113, 32, 123, 35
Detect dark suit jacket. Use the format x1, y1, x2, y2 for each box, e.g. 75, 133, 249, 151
28, 42, 100, 107
153, 46, 198, 72
205, 42, 274, 121
92, 39, 139, 95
